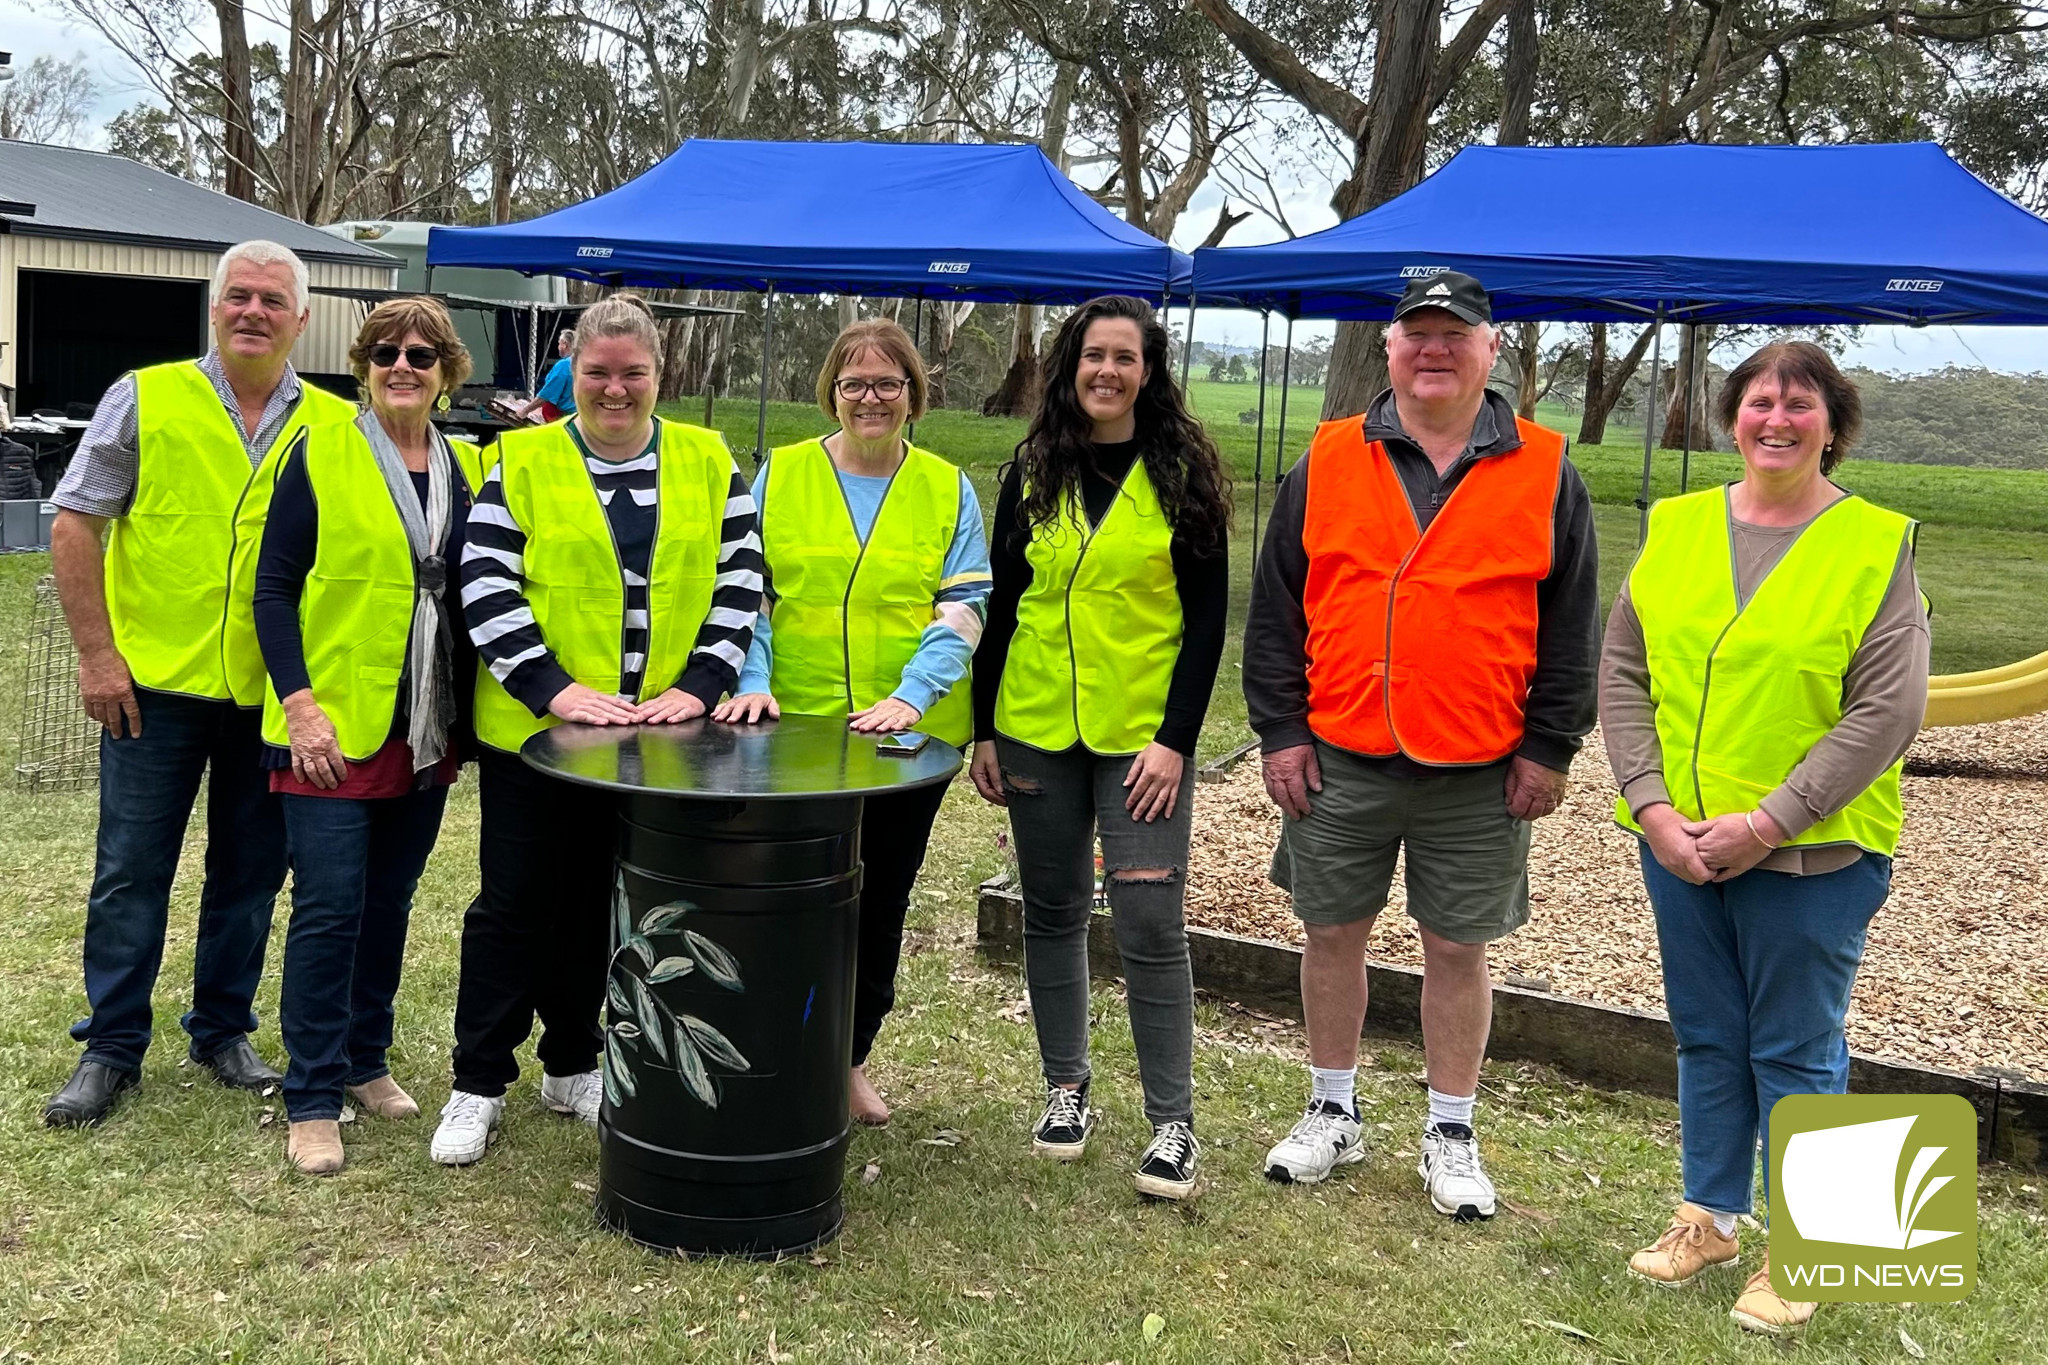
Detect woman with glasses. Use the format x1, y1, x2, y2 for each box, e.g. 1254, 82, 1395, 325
251, 297, 486, 1174
432, 293, 764, 1166
713, 319, 989, 1127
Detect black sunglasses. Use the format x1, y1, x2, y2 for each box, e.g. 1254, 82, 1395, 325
369, 344, 441, 370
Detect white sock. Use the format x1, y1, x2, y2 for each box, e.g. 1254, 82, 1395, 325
1309, 1066, 1356, 1115
1426, 1087, 1476, 1133
1712, 1211, 1739, 1238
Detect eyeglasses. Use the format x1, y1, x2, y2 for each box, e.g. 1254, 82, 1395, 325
369, 344, 441, 370
835, 377, 907, 401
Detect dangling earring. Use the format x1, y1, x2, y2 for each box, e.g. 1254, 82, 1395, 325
436, 391, 451, 412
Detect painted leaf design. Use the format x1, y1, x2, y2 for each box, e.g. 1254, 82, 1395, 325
628, 934, 657, 970
671, 1031, 719, 1108
680, 1015, 750, 1072
612, 1020, 642, 1040
612, 872, 632, 951
607, 971, 632, 1017
682, 930, 744, 991
604, 1031, 637, 1104
647, 956, 696, 985
627, 973, 670, 1062
641, 901, 695, 934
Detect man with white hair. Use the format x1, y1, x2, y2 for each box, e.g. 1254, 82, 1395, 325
43, 240, 355, 1127
1243, 271, 1599, 1217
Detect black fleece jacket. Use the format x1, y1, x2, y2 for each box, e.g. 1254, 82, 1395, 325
1242, 388, 1599, 775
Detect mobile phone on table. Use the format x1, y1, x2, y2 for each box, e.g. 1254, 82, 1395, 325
876, 732, 931, 757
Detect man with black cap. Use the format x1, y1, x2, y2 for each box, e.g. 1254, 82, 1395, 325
1243, 271, 1598, 1218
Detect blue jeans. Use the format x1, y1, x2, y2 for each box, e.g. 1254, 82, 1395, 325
72, 688, 287, 1073
279, 786, 449, 1121
1641, 844, 1891, 1215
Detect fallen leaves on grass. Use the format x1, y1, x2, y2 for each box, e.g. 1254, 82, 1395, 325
1900, 1326, 1927, 1359
1521, 1318, 1596, 1343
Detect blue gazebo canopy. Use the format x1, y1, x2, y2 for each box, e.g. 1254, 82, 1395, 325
1189, 142, 2048, 325
427, 139, 1190, 305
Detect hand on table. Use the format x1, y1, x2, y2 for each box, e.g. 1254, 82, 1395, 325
711, 692, 780, 724
548, 683, 641, 726
848, 697, 922, 735
634, 688, 707, 724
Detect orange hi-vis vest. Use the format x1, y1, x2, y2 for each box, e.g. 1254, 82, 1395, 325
1300, 414, 1567, 765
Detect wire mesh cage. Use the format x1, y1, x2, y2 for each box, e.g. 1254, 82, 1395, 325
14, 575, 98, 792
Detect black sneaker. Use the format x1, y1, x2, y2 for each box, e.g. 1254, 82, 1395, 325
1134, 1120, 1201, 1201
1031, 1081, 1094, 1160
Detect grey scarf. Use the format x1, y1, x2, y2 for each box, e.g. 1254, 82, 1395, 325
358, 410, 457, 771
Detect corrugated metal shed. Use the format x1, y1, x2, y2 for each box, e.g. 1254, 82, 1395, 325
0, 140, 395, 266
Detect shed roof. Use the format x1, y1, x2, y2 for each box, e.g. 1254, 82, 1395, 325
0, 140, 395, 268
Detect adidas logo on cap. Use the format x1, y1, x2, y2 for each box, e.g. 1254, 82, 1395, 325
1427, 281, 1452, 295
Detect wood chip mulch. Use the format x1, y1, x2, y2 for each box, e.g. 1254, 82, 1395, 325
1184, 715, 2048, 1078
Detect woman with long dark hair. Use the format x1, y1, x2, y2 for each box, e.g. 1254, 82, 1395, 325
969, 295, 1231, 1201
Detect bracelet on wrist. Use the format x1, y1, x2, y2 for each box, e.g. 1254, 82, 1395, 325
1744, 810, 1778, 850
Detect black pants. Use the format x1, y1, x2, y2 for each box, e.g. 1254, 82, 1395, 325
851, 780, 952, 1066
449, 748, 615, 1097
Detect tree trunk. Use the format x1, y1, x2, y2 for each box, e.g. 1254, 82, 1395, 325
984, 304, 1042, 416
1660, 324, 1716, 450
213, 0, 258, 202
1580, 323, 1659, 447
1578, 323, 1609, 444
1515, 321, 1541, 419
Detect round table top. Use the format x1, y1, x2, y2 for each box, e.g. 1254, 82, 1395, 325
521, 714, 963, 800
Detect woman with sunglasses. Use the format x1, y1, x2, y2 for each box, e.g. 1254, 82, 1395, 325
251, 297, 486, 1174
969, 296, 1231, 1201
712, 319, 990, 1128
432, 293, 764, 1166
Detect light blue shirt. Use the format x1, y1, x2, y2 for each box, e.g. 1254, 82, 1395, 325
736, 450, 991, 718
536, 357, 575, 412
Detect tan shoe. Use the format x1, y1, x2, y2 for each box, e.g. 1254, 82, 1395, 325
849, 1065, 890, 1127
288, 1120, 345, 1176
1627, 1203, 1740, 1286
345, 1076, 420, 1120
1730, 1253, 1817, 1335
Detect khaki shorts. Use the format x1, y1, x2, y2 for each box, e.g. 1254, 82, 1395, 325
1269, 741, 1532, 944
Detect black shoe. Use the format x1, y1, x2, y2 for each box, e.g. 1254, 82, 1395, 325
1031, 1081, 1095, 1160
1134, 1120, 1201, 1201
43, 1059, 139, 1128
193, 1039, 283, 1092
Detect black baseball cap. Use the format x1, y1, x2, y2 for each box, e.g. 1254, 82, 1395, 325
1392, 270, 1492, 325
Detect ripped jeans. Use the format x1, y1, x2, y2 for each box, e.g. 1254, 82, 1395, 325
997, 737, 1196, 1126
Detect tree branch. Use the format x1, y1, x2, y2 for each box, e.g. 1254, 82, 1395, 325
1191, 0, 1370, 138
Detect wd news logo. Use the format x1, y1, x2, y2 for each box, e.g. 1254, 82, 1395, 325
1885, 278, 1943, 292
1769, 1094, 1977, 1302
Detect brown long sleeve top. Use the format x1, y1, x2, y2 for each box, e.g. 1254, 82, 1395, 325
1598, 500, 1931, 874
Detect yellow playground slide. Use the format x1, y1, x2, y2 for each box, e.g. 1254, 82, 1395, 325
1924, 648, 2048, 727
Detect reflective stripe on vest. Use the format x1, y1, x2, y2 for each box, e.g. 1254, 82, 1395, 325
259, 422, 485, 759
761, 439, 971, 746
472, 419, 729, 754
1615, 486, 1912, 856
1299, 415, 1564, 765
995, 460, 1181, 756
110, 362, 354, 702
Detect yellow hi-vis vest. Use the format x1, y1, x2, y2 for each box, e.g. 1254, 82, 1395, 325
110, 362, 353, 702
258, 420, 485, 759
760, 439, 972, 746
995, 460, 1181, 756
473, 418, 730, 754
1616, 485, 1914, 857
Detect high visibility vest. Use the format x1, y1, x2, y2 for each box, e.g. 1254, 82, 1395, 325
760, 439, 972, 746
1616, 485, 1913, 856
1299, 415, 1565, 765
995, 460, 1181, 756
472, 419, 731, 754
109, 362, 353, 702
259, 419, 485, 759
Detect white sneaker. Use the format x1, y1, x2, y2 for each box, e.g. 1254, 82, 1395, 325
429, 1090, 504, 1166
540, 1070, 603, 1125
1264, 1100, 1366, 1184
1418, 1123, 1497, 1221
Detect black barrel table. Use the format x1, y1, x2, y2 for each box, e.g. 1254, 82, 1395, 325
523, 715, 960, 1257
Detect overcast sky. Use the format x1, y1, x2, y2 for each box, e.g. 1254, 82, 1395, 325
6, 0, 2047, 376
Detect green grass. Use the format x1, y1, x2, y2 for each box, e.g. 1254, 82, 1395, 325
2, 408, 2045, 1360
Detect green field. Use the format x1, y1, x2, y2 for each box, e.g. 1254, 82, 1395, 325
0, 395, 2044, 1362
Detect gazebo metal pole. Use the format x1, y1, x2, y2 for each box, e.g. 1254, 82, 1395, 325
1251, 310, 1271, 563
1636, 308, 1666, 543
755, 284, 778, 467
1180, 292, 1198, 389
526, 301, 541, 396
1274, 316, 1295, 515
1679, 321, 1698, 493
908, 297, 925, 443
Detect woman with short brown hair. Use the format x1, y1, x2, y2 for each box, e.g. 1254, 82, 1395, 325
714, 316, 988, 1127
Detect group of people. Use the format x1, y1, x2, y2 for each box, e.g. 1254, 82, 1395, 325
39, 240, 1924, 1339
